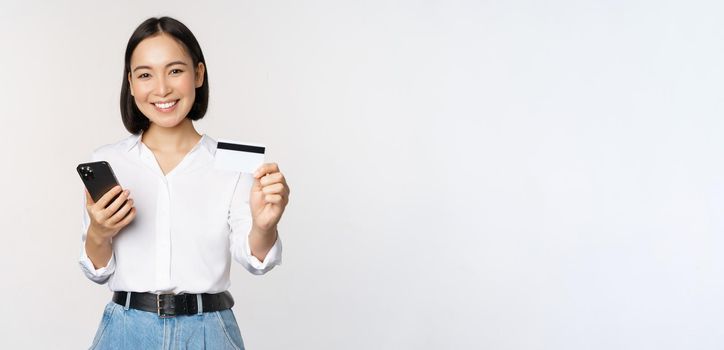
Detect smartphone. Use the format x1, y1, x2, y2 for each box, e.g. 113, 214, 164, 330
77, 161, 124, 207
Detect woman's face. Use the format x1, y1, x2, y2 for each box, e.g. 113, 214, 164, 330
128, 34, 204, 129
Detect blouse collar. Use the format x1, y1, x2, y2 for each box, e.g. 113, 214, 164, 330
124, 132, 215, 156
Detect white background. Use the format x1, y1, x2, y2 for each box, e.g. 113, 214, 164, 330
1, 0, 722, 349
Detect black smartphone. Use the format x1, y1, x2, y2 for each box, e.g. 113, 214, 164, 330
77, 161, 123, 207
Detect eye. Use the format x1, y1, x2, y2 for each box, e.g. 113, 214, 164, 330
137, 73, 150, 79
170, 69, 184, 75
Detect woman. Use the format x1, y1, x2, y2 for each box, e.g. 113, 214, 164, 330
79, 17, 289, 349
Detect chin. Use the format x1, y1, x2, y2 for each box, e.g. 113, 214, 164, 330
143, 112, 187, 129
153, 118, 186, 129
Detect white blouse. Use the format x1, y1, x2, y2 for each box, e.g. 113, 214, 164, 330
78, 133, 282, 294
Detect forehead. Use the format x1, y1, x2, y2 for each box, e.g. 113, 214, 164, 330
130, 34, 191, 68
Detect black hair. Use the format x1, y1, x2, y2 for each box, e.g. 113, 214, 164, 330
120, 17, 209, 134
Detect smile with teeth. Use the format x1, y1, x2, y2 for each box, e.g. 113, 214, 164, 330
153, 100, 178, 110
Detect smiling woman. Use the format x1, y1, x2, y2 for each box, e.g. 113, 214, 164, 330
120, 18, 209, 134
79, 17, 290, 349
125, 34, 205, 131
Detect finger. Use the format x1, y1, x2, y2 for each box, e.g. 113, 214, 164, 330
262, 183, 285, 195
252, 176, 263, 192
97, 186, 123, 208
85, 189, 94, 206
113, 207, 137, 229
259, 172, 284, 187
108, 198, 134, 225
104, 189, 130, 216
253, 163, 279, 178
264, 194, 283, 204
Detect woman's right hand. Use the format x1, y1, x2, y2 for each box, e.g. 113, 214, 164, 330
85, 185, 136, 244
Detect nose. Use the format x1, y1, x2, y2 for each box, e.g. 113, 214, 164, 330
155, 76, 171, 96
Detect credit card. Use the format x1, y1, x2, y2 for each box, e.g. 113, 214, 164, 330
214, 139, 266, 174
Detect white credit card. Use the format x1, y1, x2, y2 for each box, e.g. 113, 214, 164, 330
214, 139, 266, 174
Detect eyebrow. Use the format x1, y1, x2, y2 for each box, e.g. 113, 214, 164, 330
132, 61, 188, 73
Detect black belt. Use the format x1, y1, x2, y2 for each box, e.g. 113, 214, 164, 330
112, 291, 234, 318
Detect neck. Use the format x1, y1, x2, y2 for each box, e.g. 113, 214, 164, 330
142, 118, 202, 153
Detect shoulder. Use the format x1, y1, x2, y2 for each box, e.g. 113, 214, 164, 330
89, 134, 140, 160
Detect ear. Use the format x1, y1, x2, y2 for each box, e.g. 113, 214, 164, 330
127, 72, 134, 96
195, 62, 205, 88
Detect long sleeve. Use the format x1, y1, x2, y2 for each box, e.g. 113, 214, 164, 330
228, 172, 282, 275
78, 156, 116, 284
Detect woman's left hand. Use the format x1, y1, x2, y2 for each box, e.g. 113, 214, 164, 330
250, 163, 290, 232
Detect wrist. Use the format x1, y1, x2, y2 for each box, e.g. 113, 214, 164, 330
251, 224, 277, 237
87, 226, 112, 246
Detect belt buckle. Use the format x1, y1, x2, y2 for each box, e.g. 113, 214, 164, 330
157, 293, 176, 318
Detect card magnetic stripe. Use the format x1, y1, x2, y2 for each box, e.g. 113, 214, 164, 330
217, 142, 265, 154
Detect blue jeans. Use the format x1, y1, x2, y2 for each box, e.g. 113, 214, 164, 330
89, 301, 245, 349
